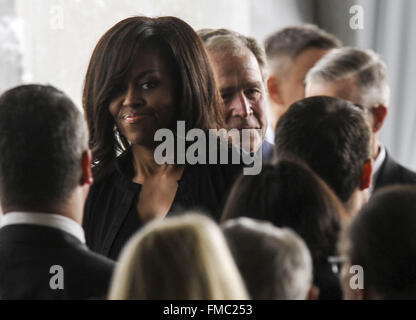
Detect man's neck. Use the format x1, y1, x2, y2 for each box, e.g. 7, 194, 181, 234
2, 190, 84, 225
344, 189, 369, 218
268, 101, 285, 132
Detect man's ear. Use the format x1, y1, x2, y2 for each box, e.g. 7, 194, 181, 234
80, 150, 93, 186
359, 158, 373, 190
371, 104, 388, 133
267, 75, 284, 105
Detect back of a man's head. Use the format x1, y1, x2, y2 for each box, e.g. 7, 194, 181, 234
342, 185, 416, 299
265, 24, 341, 78
0, 84, 88, 210
222, 217, 313, 300
274, 96, 371, 202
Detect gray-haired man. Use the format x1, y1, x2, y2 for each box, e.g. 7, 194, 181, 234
199, 29, 273, 161
305, 47, 416, 193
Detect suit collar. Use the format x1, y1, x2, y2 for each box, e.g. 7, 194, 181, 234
1, 211, 85, 243
370, 144, 387, 193
0, 223, 86, 248
373, 148, 396, 190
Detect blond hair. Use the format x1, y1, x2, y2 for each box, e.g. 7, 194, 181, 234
108, 213, 249, 300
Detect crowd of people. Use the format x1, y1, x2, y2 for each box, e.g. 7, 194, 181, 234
0, 15, 416, 300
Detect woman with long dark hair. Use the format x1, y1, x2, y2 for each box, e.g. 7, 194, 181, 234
83, 16, 242, 260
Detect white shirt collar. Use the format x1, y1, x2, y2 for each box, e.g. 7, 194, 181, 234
373, 144, 386, 175
264, 125, 275, 145
370, 144, 386, 193
0, 211, 85, 243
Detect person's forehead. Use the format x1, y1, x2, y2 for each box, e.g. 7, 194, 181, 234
308, 77, 362, 104
129, 45, 171, 77
289, 48, 331, 77
209, 48, 263, 88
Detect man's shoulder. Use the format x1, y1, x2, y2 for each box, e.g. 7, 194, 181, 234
70, 241, 115, 268
0, 224, 114, 266
0, 225, 115, 299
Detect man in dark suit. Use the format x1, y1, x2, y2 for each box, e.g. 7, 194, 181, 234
0, 85, 114, 299
305, 47, 416, 194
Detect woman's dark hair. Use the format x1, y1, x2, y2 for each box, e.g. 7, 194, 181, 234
83, 16, 225, 180
221, 161, 345, 266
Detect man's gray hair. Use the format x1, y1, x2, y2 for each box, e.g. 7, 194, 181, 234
222, 217, 313, 300
265, 24, 341, 77
306, 47, 390, 107
198, 28, 268, 82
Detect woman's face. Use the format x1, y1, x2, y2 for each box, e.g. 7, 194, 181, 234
109, 44, 178, 148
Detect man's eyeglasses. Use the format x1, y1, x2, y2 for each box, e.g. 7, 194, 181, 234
328, 256, 348, 274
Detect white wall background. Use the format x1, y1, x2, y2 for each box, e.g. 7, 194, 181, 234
1, 0, 312, 108
0, 0, 22, 95
355, 0, 416, 171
